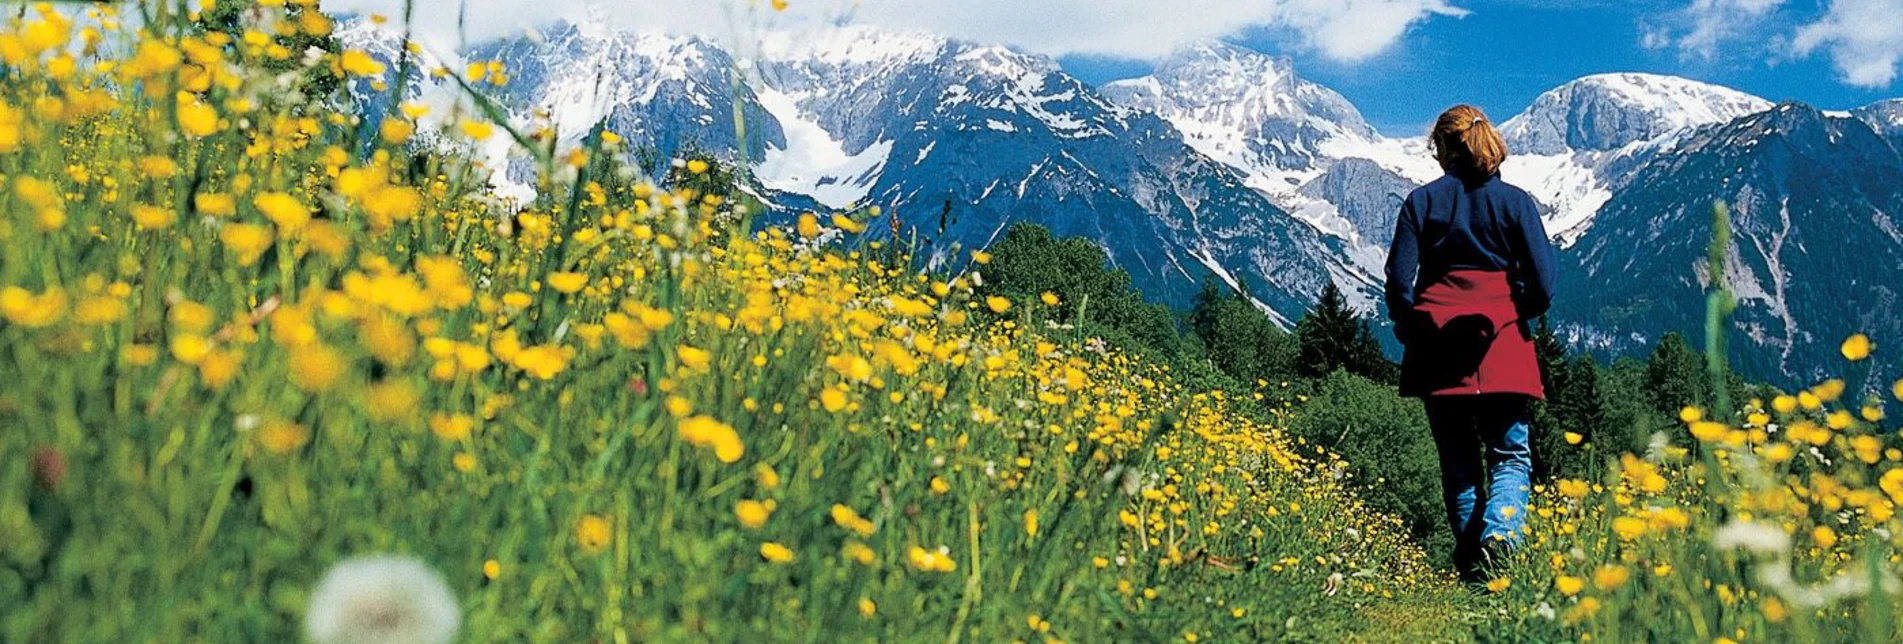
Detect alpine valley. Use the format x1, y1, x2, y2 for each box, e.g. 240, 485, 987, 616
337, 19, 1903, 387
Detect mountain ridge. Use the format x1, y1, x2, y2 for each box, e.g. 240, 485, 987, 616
336, 17, 1903, 386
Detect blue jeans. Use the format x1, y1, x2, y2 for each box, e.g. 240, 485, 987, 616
1424, 394, 1533, 578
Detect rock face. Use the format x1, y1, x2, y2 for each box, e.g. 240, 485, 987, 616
1853, 98, 1903, 148
1555, 103, 1903, 385
347, 20, 1349, 319
1100, 40, 1382, 175
1296, 158, 1417, 248
1499, 73, 1774, 155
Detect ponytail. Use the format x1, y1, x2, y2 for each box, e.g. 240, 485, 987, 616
1430, 104, 1507, 181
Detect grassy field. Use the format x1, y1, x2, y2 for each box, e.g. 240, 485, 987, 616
2, 3, 1902, 642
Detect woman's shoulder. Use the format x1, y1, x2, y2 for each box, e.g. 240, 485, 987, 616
1410, 174, 1462, 200
1484, 176, 1541, 208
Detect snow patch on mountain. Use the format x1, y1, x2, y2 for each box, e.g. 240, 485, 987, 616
754, 85, 890, 209
1500, 73, 1773, 155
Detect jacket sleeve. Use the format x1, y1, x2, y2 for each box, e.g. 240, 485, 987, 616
1510, 195, 1558, 319
1384, 197, 1420, 322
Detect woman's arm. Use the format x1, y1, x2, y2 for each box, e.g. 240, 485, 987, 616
1384, 197, 1421, 341
1511, 194, 1559, 319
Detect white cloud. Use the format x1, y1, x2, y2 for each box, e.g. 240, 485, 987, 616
1792, 0, 1903, 87
1645, 0, 1787, 58
1644, 0, 1903, 89
325, 0, 1465, 62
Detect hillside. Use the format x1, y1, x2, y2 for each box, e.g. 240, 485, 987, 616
0, 7, 1464, 641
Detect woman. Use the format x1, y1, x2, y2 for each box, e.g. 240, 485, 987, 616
1384, 104, 1558, 583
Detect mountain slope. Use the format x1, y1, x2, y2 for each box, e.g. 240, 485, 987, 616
1100, 41, 1438, 247
1498, 73, 1774, 243
1556, 103, 1903, 384
366, 22, 1355, 318
1499, 73, 1774, 155
750, 28, 1350, 316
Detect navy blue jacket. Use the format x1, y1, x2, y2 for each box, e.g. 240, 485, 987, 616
1384, 173, 1558, 323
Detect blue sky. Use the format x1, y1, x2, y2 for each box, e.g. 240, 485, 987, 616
1059, 0, 1902, 136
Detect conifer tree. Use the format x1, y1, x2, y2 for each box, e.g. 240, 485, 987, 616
1295, 283, 1396, 384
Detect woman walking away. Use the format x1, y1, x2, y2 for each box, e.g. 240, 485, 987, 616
1384, 104, 1557, 585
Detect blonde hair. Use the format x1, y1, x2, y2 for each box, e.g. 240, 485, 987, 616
1430, 105, 1507, 180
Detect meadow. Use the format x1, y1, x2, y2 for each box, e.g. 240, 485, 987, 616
1, 2, 1902, 642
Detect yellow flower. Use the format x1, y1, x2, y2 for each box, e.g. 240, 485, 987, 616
131, 204, 176, 230
429, 413, 475, 441
759, 541, 794, 563
195, 192, 237, 217
547, 271, 588, 294
677, 345, 712, 370
1689, 421, 1728, 442
1592, 564, 1629, 591
971, 250, 992, 264
797, 213, 821, 238
843, 541, 876, 566
139, 156, 179, 178
176, 95, 219, 137
1812, 525, 1839, 549
1556, 479, 1591, 499
1563, 431, 1584, 445
257, 420, 310, 455
482, 559, 501, 580
73, 296, 127, 325
820, 388, 848, 413
288, 344, 346, 392
459, 120, 494, 140
338, 49, 386, 76
254, 192, 311, 232
1611, 516, 1647, 541
363, 185, 421, 223
452, 453, 477, 473
380, 118, 414, 144
1842, 333, 1872, 361
575, 514, 612, 553
906, 546, 957, 572
1678, 406, 1703, 423
1040, 291, 1060, 306
831, 504, 876, 536
219, 223, 275, 266
735, 500, 773, 529
1772, 394, 1798, 414
1485, 577, 1511, 593
1023, 508, 1039, 538
687, 159, 710, 175
832, 213, 866, 233
1554, 575, 1584, 597
857, 597, 875, 617
0, 286, 67, 327
986, 296, 1012, 313
679, 415, 744, 463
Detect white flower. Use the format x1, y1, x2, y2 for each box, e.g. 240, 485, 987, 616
1711, 519, 1791, 555
305, 555, 460, 644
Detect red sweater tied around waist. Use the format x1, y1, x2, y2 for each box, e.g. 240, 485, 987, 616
1398, 270, 1544, 400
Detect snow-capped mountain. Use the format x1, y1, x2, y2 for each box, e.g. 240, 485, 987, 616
1100, 41, 1438, 251
1854, 98, 1903, 147
351, 20, 1355, 319
1496, 73, 1775, 243
336, 16, 1903, 386
1555, 103, 1903, 384
1499, 73, 1775, 155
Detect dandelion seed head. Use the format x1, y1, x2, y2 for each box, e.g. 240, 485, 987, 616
305, 555, 460, 644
